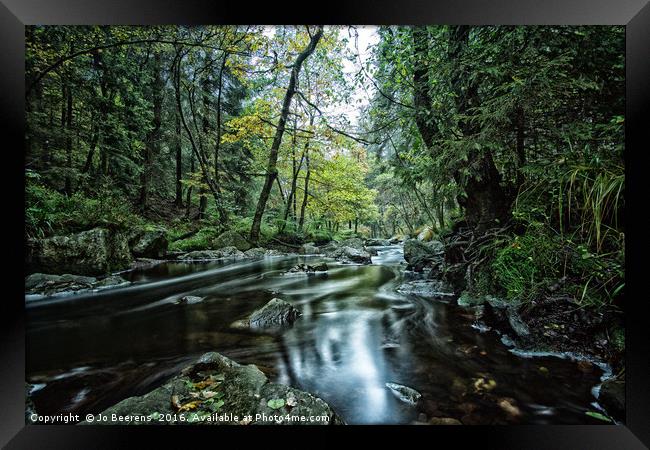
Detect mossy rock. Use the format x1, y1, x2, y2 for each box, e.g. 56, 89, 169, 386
82, 352, 342, 425
212, 231, 251, 252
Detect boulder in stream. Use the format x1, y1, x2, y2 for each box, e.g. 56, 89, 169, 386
286, 263, 328, 274
177, 247, 245, 261
249, 298, 301, 328
397, 280, 454, 297
339, 237, 365, 251
82, 352, 342, 425
403, 238, 444, 272
25, 273, 130, 297
176, 295, 204, 305
365, 238, 390, 247
243, 247, 267, 258
385, 382, 422, 405
327, 246, 372, 265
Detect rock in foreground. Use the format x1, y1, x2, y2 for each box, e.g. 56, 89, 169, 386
83, 352, 342, 425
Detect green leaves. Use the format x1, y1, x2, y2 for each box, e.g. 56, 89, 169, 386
267, 398, 285, 410
585, 411, 612, 422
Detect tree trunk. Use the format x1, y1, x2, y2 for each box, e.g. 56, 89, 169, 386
249, 26, 323, 243
63, 80, 73, 194
174, 49, 224, 218
140, 51, 162, 211
186, 153, 194, 218
282, 117, 309, 231
213, 53, 228, 223
198, 190, 207, 219
412, 26, 510, 231
298, 147, 310, 231
175, 99, 183, 206
448, 26, 510, 229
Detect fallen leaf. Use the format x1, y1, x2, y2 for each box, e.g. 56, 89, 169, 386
473, 377, 497, 392
171, 394, 182, 411
194, 379, 215, 389
202, 390, 218, 399
586, 411, 612, 422
179, 400, 202, 412
498, 398, 522, 417
267, 398, 285, 409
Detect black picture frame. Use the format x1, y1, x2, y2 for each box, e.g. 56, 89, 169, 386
1, 0, 648, 447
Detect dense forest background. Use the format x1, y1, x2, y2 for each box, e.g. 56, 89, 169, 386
25, 25, 624, 310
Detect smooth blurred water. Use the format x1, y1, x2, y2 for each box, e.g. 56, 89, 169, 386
25, 246, 609, 424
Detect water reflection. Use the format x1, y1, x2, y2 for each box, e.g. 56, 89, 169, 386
26, 246, 607, 424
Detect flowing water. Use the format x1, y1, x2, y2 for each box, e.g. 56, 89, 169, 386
26, 245, 610, 424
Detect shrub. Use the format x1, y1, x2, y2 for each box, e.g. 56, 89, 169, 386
168, 226, 220, 252
26, 182, 141, 239
491, 224, 562, 303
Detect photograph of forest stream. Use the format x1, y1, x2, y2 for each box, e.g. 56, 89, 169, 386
24, 25, 625, 426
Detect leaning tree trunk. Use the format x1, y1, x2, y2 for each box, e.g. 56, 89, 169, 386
249, 26, 324, 243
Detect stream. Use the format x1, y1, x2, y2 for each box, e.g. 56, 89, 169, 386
25, 245, 611, 424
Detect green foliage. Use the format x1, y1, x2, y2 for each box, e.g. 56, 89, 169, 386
585, 411, 612, 423
492, 225, 562, 303
610, 327, 625, 352
25, 181, 140, 239
485, 219, 624, 308
168, 226, 220, 252
231, 217, 274, 243
267, 398, 285, 410
306, 228, 334, 245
